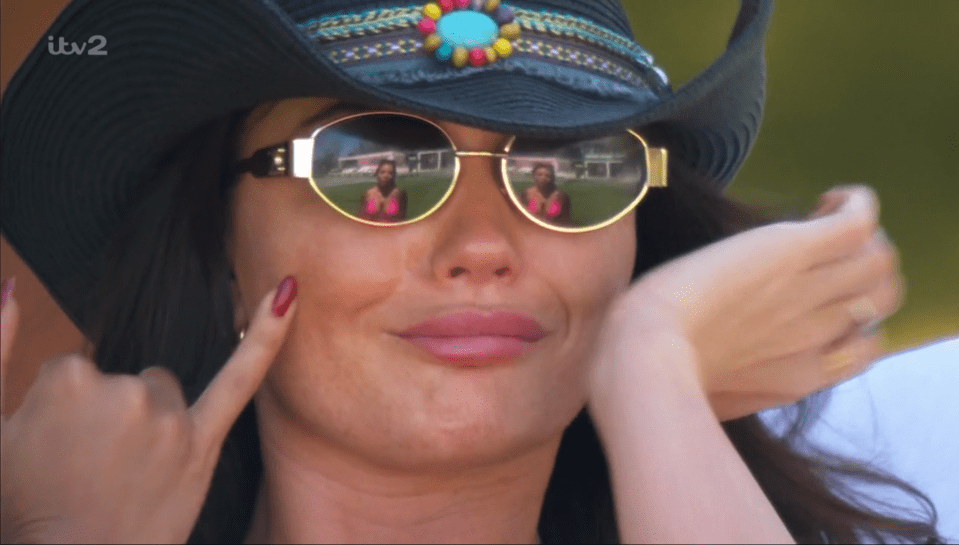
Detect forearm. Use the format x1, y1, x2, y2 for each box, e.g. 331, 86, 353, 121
590, 331, 794, 544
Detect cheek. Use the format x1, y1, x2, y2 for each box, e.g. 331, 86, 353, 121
549, 216, 636, 321
230, 186, 410, 426
232, 184, 421, 452
231, 181, 404, 308
536, 215, 636, 390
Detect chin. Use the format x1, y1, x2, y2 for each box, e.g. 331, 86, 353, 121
267, 340, 586, 470
373, 415, 561, 472
376, 386, 583, 471
343, 395, 575, 472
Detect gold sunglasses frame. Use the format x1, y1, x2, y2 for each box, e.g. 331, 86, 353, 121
237, 111, 667, 233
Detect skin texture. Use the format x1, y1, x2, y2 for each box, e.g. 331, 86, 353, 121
232, 98, 633, 469
585, 188, 898, 542
0, 284, 298, 544
231, 98, 634, 543
0, 97, 901, 544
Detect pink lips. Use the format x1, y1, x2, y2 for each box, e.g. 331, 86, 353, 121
397, 311, 547, 365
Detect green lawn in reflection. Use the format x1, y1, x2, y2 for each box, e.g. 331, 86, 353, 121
510, 181, 636, 225
320, 176, 452, 219
320, 177, 639, 226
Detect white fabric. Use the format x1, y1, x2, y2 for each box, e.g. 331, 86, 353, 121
761, 336, 959, 541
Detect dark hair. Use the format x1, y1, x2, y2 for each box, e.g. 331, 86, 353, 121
87, 113, 944, 544
376, 158, 397, 178
532, 162, 555, 180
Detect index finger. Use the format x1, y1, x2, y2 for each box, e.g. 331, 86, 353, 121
190, 276, 297, 450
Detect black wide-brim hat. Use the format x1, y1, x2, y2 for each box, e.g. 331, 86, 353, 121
1, 0, 773, 332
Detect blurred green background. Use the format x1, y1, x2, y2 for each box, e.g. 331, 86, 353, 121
624, 1, 959, 351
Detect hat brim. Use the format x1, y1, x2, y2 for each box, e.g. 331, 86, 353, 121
0, 0, 773, 332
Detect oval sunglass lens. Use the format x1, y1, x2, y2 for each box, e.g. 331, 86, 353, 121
506, 134, 648, 228
309, 114, 456, 224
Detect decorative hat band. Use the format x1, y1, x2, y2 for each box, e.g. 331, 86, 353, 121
299, 2, 669, 88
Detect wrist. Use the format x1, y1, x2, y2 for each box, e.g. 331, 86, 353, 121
587, 319, 709, 432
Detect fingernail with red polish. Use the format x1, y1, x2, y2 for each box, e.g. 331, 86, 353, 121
271, 276, 297, 318
1, 277, 15, 311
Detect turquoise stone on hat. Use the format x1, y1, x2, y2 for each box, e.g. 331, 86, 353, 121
435, 43, 453, 61
436, 11, 499, 49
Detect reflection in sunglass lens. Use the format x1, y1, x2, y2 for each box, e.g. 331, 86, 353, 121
310, 114, 456, 224
506, 134, 648, 228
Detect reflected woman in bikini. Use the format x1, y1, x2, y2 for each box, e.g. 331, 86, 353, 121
522, 163, 571, 225
360, 159, 407, 222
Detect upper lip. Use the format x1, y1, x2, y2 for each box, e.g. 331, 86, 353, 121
397, 310, 548, 341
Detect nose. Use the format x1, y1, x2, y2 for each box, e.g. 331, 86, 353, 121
428, 154, 522, 285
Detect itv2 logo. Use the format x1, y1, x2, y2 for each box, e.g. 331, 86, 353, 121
47, 35, 108, 56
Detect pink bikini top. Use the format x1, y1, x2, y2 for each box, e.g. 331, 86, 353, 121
528, 197, 562, 218
385, 198, 400, 216
366, 196, 400, 216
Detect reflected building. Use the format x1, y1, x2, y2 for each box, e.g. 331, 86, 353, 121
582, 149, 630, 179
335, 151, 410, 176
410, 148, 455, 172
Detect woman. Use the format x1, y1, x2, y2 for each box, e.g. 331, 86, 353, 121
522, 163, 571, 225
0, 0, 944, 543
359, 159, 408, 222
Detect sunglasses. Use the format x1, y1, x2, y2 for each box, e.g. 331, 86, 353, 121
236, 111, 667, 233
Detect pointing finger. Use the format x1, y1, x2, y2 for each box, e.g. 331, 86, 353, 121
190, 276, 297, 451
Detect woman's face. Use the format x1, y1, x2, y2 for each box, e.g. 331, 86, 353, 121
375, 162, 395, 187
230, 97, 636, 469
533, 166, 553, 189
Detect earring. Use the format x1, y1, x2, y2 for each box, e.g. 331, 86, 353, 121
238, 329, 246, 341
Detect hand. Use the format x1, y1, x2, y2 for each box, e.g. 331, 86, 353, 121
591, 186, 901, 421
0, 277, 297, 544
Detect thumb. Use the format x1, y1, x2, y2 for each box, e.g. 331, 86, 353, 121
190, 276, 297, 451
1, 278, 19, 418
